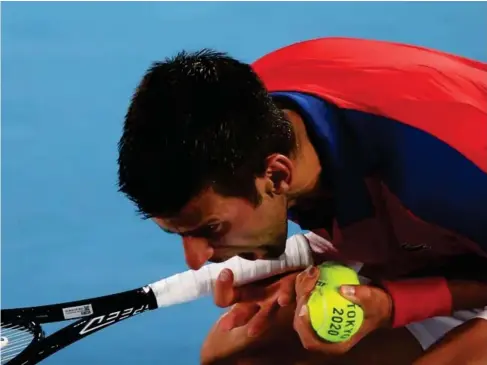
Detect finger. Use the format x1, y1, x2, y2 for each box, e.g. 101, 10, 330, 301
218, 303, 260, 331
338, 285, 382, 344
295, 266, 320, 299
214, 269, 238, 307
293, 295, 329, 352
339, 285, 372, 309
294, 295, 357, 355
340, 285, 393, 327
214, 269, 268, 306
277, 292, 293, 307
277, 273, 299, 307
246, 300, 279, 338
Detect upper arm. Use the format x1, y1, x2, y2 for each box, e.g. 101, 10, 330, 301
413, 318, 487, 365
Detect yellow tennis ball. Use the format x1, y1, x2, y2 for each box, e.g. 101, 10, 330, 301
307, 262, 364, 343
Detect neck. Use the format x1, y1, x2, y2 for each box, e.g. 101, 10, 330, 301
283, 109, 327, 208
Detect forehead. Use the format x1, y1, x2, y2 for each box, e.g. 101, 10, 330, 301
153, 188, 251, 231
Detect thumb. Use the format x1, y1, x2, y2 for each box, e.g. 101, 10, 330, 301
339, 285, 373, 306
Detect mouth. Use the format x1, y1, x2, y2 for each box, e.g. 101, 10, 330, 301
262, 243, 286, 259
261, 252, 280, 260
238, 244, 286, 261
238, 252, 258, 261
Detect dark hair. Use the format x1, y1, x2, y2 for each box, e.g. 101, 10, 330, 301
117, 49, 296, 218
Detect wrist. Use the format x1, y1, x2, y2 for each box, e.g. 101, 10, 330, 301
366, 285, 394, 329
378, 287, 394, 329
381, 277, 452, 328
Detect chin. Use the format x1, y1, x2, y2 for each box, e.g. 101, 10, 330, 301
262, 243, 286, 259
238, 252, 259, 261
261, 252, 279, 260
238, 246, 285, 261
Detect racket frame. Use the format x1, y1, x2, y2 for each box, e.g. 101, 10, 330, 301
1, 286, 158, 365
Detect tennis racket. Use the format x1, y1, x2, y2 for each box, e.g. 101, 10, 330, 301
1, 234, 312, 365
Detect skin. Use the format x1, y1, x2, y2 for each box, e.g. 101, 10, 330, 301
294, 267, 487, 360
154, 109, 323, 270
153, 108, 487, 362
293, 267, 394, 356
413, 319, 487, 365
201, 271, 424, 365
202, 270, 487, 365
203, 263, 487, 364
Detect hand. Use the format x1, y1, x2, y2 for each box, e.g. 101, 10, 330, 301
213, 268, 300, 337
293, 266, 393, 355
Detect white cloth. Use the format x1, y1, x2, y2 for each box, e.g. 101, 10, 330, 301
406, 309, 485, 350
476, 307, 487, 321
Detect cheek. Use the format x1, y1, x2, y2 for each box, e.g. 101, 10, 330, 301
220, 205, 267, 241
235, 203, 278, 236
218, 199, 286, 247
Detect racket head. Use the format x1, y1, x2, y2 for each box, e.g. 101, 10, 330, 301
1, 321, 44, 364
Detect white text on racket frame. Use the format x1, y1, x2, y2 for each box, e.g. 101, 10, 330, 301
79, 304, 149, 335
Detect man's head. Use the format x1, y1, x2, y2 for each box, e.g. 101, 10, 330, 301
117, 49, 297, 269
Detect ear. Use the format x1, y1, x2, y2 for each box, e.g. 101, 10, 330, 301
265, 154, 293, 194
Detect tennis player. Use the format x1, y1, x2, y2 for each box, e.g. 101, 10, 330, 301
117, 38, 487, 364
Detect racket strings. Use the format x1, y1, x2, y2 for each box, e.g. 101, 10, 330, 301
1, 322, 37, 364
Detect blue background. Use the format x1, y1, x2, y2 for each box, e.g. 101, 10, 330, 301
2, 2, 486, 364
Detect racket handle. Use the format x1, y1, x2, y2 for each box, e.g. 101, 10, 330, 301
149, 234, 313, 308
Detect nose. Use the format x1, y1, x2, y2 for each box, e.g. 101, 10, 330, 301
182, 237, 214, 270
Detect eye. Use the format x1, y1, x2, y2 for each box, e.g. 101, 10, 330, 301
184, 222, 226, 239
204, 222, 226, 240
207, 223, 221, 233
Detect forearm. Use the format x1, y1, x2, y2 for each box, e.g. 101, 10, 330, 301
413, 318, 487, 365
441, 254, 487, 310
448, 280, 487, 311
